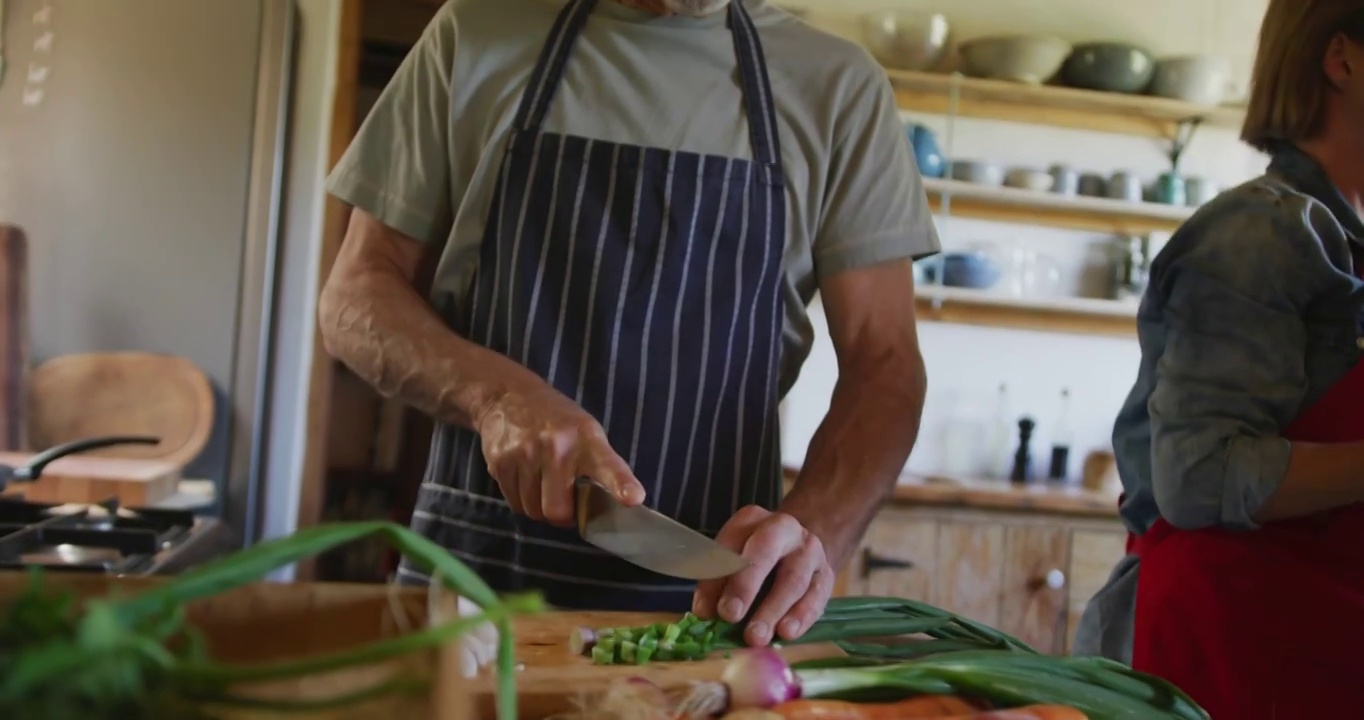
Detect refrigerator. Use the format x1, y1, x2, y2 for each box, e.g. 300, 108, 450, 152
0, 0, 297, 546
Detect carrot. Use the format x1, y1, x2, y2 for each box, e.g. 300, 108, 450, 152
942, 706, 1088, 720
770, 696, 980, 719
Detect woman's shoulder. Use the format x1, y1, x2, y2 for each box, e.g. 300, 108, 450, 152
1154, 173, 1354, 285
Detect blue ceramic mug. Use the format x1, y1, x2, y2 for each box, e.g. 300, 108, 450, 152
907, 123, 945, 179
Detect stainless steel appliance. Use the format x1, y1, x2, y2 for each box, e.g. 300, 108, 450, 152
0, 499, 229, 574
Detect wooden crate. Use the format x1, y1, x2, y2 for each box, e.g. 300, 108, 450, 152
0, 574, 481, 719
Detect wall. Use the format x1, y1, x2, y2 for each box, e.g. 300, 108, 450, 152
0, 0, 264, 482
779, 0, 1271, 479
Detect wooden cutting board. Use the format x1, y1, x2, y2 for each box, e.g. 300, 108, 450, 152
472, 611, 847, 719
0, 226, 28, 452
27, 352, 215, 469
0, 452, 181, 506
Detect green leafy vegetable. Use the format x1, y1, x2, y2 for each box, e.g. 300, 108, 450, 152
576, 595, 1035, 665
0, 521, 545, 720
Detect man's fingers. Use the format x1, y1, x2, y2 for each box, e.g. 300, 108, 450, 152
541, 434, 578, 527
718, 512, 805, 624
586, 447, 647, 506
693, 505, 769, 618
779, 566, 834, 642
518, 463, 544, 522
745, 553, 814, 646
488, 455, 525, 515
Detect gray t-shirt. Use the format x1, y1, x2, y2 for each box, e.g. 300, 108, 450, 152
326, 0, 940, 396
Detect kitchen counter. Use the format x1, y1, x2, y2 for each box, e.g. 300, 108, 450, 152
783, 468, 1120, 519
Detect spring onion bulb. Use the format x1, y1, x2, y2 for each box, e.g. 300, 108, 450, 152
721, 648, 800, 709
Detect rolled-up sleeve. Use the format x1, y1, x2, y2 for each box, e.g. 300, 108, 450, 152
325, 3, 457, 244
1148, 209, 1320, 530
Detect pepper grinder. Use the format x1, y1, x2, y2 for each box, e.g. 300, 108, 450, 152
1011, 416, 1036, 484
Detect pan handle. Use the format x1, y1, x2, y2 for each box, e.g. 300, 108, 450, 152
16, 435, 162, 482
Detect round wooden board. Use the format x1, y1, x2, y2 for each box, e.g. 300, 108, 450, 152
27, 351, 214, 468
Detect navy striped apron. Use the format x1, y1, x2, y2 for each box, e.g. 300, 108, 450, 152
398, 0, 786, 611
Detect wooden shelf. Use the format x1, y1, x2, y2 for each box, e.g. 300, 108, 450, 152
889, 69, 1245, 139
915, 285, 1138, 338
923, 178, 1192, 234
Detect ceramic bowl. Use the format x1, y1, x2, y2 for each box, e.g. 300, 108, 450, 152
935, 252, 1003, 289
861, 10, 951, 71
1150, 55, 1232, 106
950, 159, 1004, 186
958, 34, 1072, 85
1004, 168, 1054, 192
1062, 42, 1155, 94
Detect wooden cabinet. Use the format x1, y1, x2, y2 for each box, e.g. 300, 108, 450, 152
842, 505, 1125, 655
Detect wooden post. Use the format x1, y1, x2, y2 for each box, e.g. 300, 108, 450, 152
0, 226, 29, 453
296, 0, 363, 580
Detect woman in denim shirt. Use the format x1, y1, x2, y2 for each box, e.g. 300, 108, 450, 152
1072, 1, 1364, 716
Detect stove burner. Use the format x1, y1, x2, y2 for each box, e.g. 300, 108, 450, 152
0, 497, 206, 575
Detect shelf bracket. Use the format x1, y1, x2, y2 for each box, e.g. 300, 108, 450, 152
1165, 117, 1205, 170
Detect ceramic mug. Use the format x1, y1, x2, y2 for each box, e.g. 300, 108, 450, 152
1078, 173, 1107, 197
1154, 172, 1187, 205
1184, 176, 1219, 206
1049, 164, 1079, 196
1107, 171, 1144, 203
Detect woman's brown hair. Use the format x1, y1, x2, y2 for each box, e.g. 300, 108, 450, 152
1241, 1, 1364, 153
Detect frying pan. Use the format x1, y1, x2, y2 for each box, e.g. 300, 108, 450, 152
0, 435, 161, 492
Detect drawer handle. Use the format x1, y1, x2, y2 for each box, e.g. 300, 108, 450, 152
1027, 568, 1067, 591
861, 548, 914, 578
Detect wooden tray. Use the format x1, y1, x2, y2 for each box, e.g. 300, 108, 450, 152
0, 574, 474, 719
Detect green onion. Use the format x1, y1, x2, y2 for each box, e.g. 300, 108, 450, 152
578, 595, 1035, 665
0, 521, 545, 720
713, 647, 1210, 720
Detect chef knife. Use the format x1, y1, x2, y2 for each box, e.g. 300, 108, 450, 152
575, 478, 750, 580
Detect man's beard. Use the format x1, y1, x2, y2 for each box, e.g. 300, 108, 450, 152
657, 0, 733, 15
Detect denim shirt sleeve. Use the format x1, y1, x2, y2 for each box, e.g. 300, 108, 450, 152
1147, 204, 1328, 530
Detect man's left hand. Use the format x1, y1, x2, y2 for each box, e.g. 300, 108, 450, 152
691, 505, 834, 647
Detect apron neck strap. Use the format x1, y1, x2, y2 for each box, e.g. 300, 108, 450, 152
511, 0, 784, 172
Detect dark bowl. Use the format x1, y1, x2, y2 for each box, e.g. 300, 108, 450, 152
1062, 42, 1155, 94
923, 252, 1002, 289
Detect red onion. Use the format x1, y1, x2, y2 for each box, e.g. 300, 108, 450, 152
569, 626, 596, 655
721, 648, 802, 709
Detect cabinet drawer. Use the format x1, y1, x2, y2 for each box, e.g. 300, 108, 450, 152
853, 510, 937, 600
999, 525, 1071, 654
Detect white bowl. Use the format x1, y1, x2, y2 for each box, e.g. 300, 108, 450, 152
1004, 168, 1054, 193
959, 34, 1072, 85
950, 159, 1004, 186
861, 11, 951, 71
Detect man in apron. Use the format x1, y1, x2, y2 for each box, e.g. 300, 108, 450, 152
320, 0, 938, 645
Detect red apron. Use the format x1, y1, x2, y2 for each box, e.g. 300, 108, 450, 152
1128, 359, 1364, 718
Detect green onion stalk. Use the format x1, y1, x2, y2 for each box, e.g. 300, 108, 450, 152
0, 520, 546, 720
702, 647, 1210, 720
572, 596, 1036, 665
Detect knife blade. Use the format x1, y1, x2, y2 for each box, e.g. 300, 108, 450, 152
575, 478, 750, 580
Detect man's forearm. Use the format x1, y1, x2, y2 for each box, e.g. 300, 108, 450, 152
318, 268, 535, 430
780, 356, 927, 570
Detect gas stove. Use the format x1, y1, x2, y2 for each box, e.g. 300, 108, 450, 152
0, 497, 231, 575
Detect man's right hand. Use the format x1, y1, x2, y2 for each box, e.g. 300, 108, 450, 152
473, 377, 647, 526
